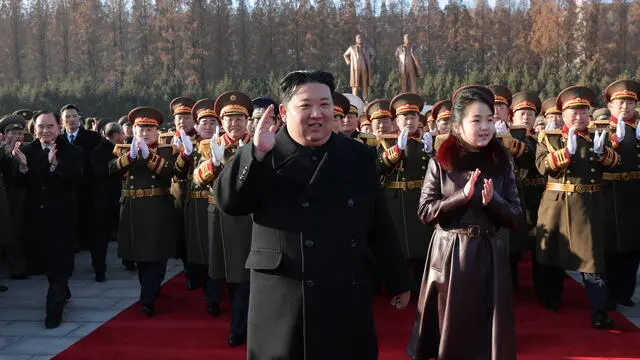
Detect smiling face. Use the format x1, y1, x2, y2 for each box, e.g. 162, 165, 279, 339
35, 114, 61, 145
198, 117, 219, 140
562, 107, 590, 132
455, 101, 495, 149
280, 82, 334, 147
222, 114, 248, 140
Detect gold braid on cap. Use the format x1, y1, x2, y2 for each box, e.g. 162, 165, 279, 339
437, 110, 451, 120
545, 107, 561, 115
562, 97, 591, 111
371, 109, 392, 119
333, 105, 345, 116
395, 104, 420, 115
513, 101, 537, 112
221, 104, 249, 117
197, 109, 218, 121
611, 90, 638, 101
494, 95, 508, 105
134, 117, 160, 126
173, 105, 192, 115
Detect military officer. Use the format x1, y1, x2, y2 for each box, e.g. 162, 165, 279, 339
331, 92, 350, 134
12, 110, 34, 142
431, 99, 452, 152
365, 99, 394, 137
601, 79, 640, 308
109, 107, 179, 317
535, 86, 619, 328
503, 91, 546, 293
378, 93, 432, 292
541, 97, 563, 130
250, 97, 279, 135
176, 98, 223, 316
118, 115, 134, 142
488, 84, 513, 129
0, 115, 28, 279
342, 93, 378, 146
193, 90, 253, 347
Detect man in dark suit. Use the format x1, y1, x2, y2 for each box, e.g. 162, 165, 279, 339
60, 104, 102, 280
215, 70, 411, 360
13, 111, 83, 329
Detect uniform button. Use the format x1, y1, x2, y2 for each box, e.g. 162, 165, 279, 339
301, 201, 310, 208
351, 279, 358, 286
566, 170, 571, 174
130, 185, 134, 189
351, 239, 358, 247
347, 198, 354, 207
566, 180, 571, 184
150, 185, 155, 188
151, 175, 156, 179
590, 179, 595, 183
311, 156, 318, 161
401, 177, 406, 181
590, 168, 595, 172
636, 154, 640, 158
304, 240, 314, 248
421, 156, 426, 160
231, 148, 236, 153
39, 205, 44, 209
421, 166, 426, 170
129, 176, 134, 179
305, 280, 315, 288
589, 157, 595, 161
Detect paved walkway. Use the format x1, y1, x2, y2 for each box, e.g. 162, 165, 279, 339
0, 244, 637, 360
0, 243, 181, 360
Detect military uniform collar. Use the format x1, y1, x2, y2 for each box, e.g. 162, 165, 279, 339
609, 115, 638, 128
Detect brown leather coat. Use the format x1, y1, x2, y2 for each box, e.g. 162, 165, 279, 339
407, 135, 522, 360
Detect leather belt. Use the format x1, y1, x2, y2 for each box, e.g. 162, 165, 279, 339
122, 188, 170, 199
602, 171, 640, 181
520, 178, 546, 187
436, 224, 495, 238
208, 196, 217, 205
188, 190, 210, 199
546, 183, 600, 193
386, 180, 423, 190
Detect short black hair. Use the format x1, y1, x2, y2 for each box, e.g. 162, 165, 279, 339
280, 70, 335, 104
60, 104, 80, 114
33, 110, 61, 125
104, 122, 123, 138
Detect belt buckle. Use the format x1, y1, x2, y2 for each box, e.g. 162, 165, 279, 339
467, 225, 480, 238
573, 184, 585, 193
622, 173, 630, 181
135, 189, 145, 198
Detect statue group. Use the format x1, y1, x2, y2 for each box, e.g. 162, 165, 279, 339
343, 34, 423, 101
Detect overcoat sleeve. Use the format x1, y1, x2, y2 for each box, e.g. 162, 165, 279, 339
418, 158, 469, 225
215, 142, 271, 216
53, 144, 83, 186
483, 161, 522, 229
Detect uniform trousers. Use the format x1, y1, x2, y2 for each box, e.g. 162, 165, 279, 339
191, 264, 221, 305
605, 251, 640, 302
228, 283, 250, 335
137, 260, 167, 306
46, 275, 70, 316
538, 265, 609, 312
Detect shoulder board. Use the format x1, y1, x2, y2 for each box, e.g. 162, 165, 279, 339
497, 133, 512, 139
434, 134, 449, 151
379, 134, 399, 139
198, 139, 212, 159
358, 132, 377, 139
158, 144, 178, 154
509, 125, 528, 130
158, 132, 176, 145
113, 144, 130, 156
593, 120, 610, 127
542, 130, 563, 135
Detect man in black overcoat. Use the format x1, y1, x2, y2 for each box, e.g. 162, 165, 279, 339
215, 70, 411, 360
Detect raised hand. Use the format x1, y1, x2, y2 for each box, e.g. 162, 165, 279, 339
48, 145, 58, 166
422, 132, 433, 153
495, 120, 509, 134
593, 129, 606, 155
139, 138, 150, 159
482, 178, 494, 205
616, 119, 626, 141
11, 141, 27, 168
253, 104, 277, 161
545, 121, 557, 131
129, 136, 138, 159
463, 168, 482, 200
179, 129, 193, 156
636, 122, 640, 140
566, 127, 577, 155
397, 127, 409, 150
210, 126, 225, 166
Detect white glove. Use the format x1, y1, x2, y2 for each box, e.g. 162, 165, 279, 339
636, 123, 640, 140
397, 127, 409, 150
566, 127, 577, 155
210, 126, 225, 166
593, 129, 606, 155
179, 129, 193, 156
238, 139, 245, 148
129, 136, 138, 159
139, 138, 150, 159
545, 121, 557, 131
616, 119, 626, 141
422, 132, 433, 153
495, 120, 509, 134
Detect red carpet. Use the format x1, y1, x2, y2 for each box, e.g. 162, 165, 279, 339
56, 257, 640, 360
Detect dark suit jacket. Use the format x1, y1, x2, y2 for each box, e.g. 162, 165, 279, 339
215, 128, 411, 360
91, 138, 121, 233
20, 136, 83, 276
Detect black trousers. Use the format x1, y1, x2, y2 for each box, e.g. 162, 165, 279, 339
183, 260, 199, 282
605, 251, 640, 302
137, 260, 167, 306
46, 275, 70, 316
1, 242, 26, 276
228, 283, 250, 336
91, 229, 110, 275
538, 265, 609, 312
191, 264, 221, 305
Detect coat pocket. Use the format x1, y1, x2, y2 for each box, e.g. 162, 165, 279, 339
245, 249, 283, 270
429, 233, 453, 272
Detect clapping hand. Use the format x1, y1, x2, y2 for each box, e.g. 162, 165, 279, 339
463, 169, 482, 200
397, 127, 409, 150
593, 129, 606, 155
482, 179, 494, 205
616, 120, 626, 141
566, 127, 577, 155
11, 142, 27, 170
138, 138, 150, 159
48, 145, 58, 166
545, 121, 557, 131
210, 126, 225, 166
129, 136, 138, 159
422, 132, 433, 153
179, 129, 193, 156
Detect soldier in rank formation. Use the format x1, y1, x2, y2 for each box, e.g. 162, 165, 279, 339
0, 72, 639, 360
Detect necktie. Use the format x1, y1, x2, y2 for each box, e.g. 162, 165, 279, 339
69, 134, 75, 144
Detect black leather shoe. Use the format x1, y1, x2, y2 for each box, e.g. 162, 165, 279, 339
141, 303, 155, 317
95, 273, 106, 283
10, 274, 28, 280
592, 312, 614, 329
45, 314, 62, 329
228, 333, 246, 347
0, 285, 8, 292
65, 288, 72, 302
617, 298, 635, 307
207, 303, 221, 317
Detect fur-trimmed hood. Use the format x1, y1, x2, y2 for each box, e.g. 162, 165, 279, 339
435, 134, 510, 175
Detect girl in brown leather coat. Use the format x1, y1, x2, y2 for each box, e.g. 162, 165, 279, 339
406, 85, 523, 360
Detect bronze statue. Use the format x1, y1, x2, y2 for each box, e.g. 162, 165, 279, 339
343, 34, 375, 101
395, 34, 423, 93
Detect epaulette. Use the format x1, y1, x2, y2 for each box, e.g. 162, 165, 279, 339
509, 125, 528, 131
113, 144, 130, 156
379, 134, 399, 139
359, 132, 377, 139
158, 132, 175, 145
434, 134, 449, 151
158, 143, 178, 155
198, 139, 212, 159
497, 133, 513, 139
